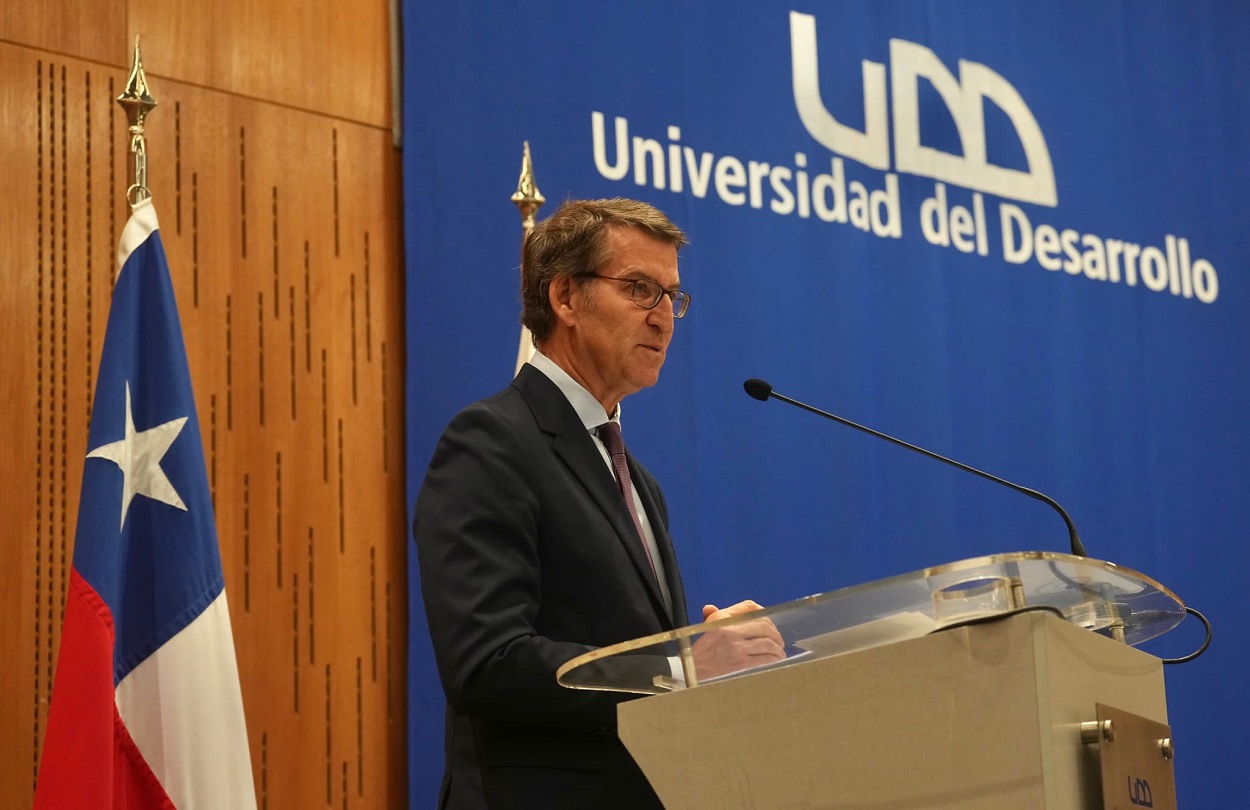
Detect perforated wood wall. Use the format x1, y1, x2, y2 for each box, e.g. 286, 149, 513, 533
0, 2, 406, 807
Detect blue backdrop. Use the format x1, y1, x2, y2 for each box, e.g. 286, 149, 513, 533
403, 3, 1248, 806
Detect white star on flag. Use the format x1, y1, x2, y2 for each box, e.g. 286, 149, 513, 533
87, 381, 189, 530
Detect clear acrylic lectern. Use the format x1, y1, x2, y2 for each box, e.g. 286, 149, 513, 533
558, 551, 1185, 809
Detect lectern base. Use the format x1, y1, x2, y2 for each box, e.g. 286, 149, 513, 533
618, 612, 1166, 809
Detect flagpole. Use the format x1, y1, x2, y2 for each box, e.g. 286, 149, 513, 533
511, 141, 545, 374
117, 37, 157, 205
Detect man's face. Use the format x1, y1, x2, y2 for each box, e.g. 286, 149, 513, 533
565, 226, 680, 414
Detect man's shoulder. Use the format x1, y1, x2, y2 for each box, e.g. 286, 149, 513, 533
447, 384, 526, 430
445, 367, 559, 431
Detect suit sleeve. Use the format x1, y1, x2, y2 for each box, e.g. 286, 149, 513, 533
414, 402, 647, 729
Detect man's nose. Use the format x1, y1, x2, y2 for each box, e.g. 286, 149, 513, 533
648, 296, 675, 329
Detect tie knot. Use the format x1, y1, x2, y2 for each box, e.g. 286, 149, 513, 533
598, 422, 625, 456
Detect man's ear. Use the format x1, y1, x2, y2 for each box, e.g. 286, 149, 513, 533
549, 275, 579, 326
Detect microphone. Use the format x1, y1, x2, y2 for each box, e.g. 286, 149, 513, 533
743, 378, 1087, 558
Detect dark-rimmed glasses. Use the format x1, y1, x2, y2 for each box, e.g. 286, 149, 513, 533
582, 274, 691, 319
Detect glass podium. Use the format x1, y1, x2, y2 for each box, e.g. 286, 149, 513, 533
557, 551, 1185, 695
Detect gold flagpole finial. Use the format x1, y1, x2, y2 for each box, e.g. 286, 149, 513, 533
511, 141, 544, 373
117, 36, 158, 204
510, 141, 545, 234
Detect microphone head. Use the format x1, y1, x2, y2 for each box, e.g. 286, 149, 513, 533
743, 378, 773, 401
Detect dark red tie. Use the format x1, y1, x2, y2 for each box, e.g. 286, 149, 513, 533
598, 422, 657, 578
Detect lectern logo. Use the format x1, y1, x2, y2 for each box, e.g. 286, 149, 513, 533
1128, 775, 1154, 807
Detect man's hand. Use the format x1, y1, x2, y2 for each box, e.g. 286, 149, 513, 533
691, 600, 786, 680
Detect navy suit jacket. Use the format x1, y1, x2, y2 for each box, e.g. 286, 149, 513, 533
414, 364, 688, 809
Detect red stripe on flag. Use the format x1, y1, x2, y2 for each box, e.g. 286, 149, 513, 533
34, 570, 174, 809
112, 703, 175, 809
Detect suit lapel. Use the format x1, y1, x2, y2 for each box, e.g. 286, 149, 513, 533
514, 366, 673, 625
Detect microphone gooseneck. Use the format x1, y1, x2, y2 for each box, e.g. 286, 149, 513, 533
743, 378, 1087, 558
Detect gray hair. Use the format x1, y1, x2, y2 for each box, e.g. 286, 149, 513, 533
521, 198, 687, 344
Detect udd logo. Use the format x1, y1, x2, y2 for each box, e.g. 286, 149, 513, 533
790, 11, 1057, 207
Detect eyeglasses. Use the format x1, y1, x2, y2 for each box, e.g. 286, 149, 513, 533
583, 274, 692, 319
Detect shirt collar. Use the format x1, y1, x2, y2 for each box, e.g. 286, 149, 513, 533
527, 350, 620, 431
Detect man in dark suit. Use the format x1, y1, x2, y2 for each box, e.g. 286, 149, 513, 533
414, 198, 784, 809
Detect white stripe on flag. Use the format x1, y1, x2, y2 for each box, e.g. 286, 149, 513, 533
116, 591, 257, 810
516, 324, 536, 375
119, 196, 160, 264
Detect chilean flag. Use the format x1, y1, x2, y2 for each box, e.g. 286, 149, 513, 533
34, 198, 257, 809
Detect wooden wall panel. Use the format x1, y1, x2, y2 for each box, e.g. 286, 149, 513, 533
0, 1, 127, 65
129, 0, 393, 129
0, 46, 129, 799
153, 76, 407, 809
0, 19, 406, 807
